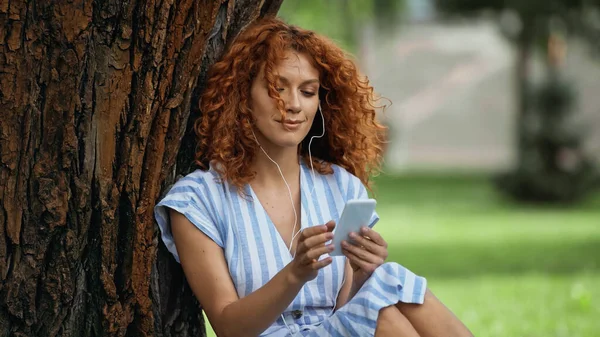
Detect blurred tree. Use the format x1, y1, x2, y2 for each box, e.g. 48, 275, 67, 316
503, 32, 599, 202
0, 1, 281, 336
435, 0, 600, 203
373, 0, 406, 32
278, 0, 405, 53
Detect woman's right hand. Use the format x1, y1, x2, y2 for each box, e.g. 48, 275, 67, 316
287, 220, 336, 284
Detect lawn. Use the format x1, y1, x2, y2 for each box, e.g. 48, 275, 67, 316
203, 173, 600, 337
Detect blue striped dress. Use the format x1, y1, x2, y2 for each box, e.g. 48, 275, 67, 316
154, 160, 427, 336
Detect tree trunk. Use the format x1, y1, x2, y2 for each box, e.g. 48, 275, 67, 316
0, 1, 282, 336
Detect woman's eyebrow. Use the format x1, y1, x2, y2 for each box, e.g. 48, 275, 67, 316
276, 75, 319, 86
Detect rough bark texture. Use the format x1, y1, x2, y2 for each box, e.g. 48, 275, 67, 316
0, 1, 282, 336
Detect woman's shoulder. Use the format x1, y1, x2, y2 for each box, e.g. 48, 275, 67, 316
325, 163, 371, 202
329, 162, 351, 176
175, 167, 220, 184
307, 161, 364, 199
154, 167, 227, 256
328, 162, 362, 186
166, 166, 225, 199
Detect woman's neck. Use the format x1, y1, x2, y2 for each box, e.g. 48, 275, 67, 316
251, 147, 301, 187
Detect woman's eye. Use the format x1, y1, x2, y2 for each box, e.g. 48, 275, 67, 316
276, 88, 285, 92
302, 91, 316, 97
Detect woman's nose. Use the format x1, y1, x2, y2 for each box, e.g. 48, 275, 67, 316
285, 91, 301, 114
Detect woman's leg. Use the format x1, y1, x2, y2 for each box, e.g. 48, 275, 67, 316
395, 289, 473, 337
375, 305, 420, 337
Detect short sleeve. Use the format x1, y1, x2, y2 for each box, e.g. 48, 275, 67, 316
154, 173, 224, 263
349, 175, 380, 228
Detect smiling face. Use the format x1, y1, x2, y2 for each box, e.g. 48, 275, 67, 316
249, 50, 320, 152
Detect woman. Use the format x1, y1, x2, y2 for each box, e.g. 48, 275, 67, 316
155, 17, 473, 337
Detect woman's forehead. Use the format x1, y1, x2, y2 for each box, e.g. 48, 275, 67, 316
272, 51, 320, 81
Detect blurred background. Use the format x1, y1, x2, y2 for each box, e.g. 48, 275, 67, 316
278, 1, 600, 336
212, 1, 600, 336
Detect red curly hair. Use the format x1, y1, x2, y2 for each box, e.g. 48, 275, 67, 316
195, 17, 387, 191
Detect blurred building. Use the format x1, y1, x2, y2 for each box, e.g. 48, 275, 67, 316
360, 4, 600, 173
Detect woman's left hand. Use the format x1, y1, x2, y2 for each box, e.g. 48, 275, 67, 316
341, 226, 388, 290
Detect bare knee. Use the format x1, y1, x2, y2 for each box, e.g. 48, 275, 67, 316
377, 306, 396, 324
395, 290, 474, 337
376, 305, 420, 337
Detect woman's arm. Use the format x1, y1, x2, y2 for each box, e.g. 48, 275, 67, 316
170, 210, 334, 337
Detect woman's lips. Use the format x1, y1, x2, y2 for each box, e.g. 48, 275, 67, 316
282, 121, 302, 130
277, 119, 303, 130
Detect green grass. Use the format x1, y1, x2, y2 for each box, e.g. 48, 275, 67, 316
372, 173, 600, 337
203, 174, 600, 337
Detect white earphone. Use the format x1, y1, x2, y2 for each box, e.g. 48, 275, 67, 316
251, 101, 326, 254
252, 101, 326, 336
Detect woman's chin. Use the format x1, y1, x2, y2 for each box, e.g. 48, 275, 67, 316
272, 135, 306, 149
277, 140, 303, 149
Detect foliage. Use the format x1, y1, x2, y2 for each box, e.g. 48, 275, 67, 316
277, 0, 405, 53
277, 0, 367, 52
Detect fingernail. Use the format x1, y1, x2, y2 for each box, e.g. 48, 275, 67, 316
349, 232, 357, 239
341, 241, 347, 247
361, 227, 369, 233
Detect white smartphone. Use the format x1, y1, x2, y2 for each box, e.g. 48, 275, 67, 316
330, 199, 377, 256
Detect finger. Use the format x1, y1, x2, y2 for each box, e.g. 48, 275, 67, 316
360, 227, 387, 248
299, 223, 330, 243
325, 220, 336, 232
296, 232, 330, 257
342, 240, 384, 265
309, 256, 333, 270
349, 232, 387, 257
304, 244, 334, 262
342, 248, 377, 274
302, 231, 334, 250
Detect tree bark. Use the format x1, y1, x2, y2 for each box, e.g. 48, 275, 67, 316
0, 1, 282, 336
